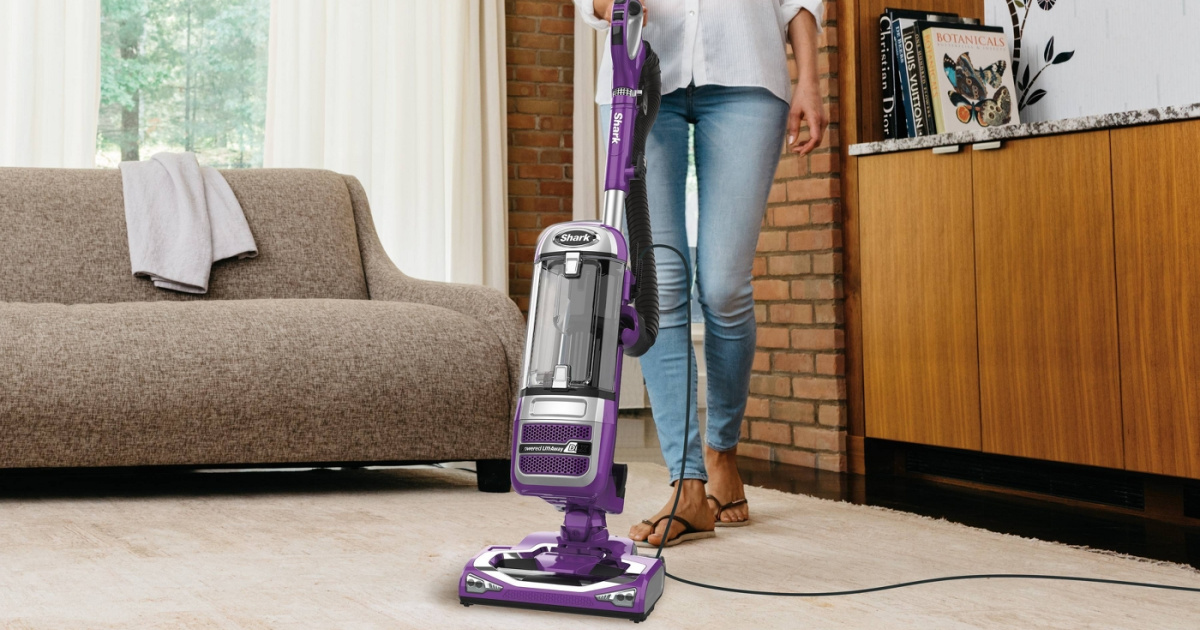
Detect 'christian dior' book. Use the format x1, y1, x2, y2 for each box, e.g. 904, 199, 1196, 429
919, 23, 1020, 134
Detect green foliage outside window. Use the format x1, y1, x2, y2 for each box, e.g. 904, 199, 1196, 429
97, 0, 269, 168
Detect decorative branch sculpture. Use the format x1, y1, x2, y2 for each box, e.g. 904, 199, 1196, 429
1006, 0, 1076, 111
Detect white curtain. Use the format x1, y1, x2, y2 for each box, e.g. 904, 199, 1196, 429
265, 0, 508, 290
572, 16, 605, 221
0, 0, 101, 167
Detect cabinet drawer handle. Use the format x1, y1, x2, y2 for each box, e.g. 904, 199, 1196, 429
932, 145, 960, 155
972, 140, 1003, 151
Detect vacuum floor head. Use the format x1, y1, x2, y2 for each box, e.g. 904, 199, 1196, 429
460, 532, 665, 622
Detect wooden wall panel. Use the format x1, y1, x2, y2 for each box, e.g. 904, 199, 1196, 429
1112, 121, 1200, 478
972, 131, 1123, 468
855, 0, 984, 144
860, 149, 981, 449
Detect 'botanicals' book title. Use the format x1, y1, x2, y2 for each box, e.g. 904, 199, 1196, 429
920, 23, 1021, 134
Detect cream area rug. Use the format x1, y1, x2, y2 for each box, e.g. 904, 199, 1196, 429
1, 463, 1198, 629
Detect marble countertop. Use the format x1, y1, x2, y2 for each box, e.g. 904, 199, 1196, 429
848, 102, 1200, 157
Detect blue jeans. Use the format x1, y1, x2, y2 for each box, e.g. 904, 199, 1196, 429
604, 84, 788, 483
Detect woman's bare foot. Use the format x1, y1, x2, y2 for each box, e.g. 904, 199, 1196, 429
628, 479, 715, 546
704, 445, 749, 524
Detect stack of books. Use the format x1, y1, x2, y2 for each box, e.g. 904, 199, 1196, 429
879, 8, 1020, 139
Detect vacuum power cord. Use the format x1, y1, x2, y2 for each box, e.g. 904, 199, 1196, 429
638, 244, 1200, 599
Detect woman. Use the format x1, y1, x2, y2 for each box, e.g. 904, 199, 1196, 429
578, 0, 827, 547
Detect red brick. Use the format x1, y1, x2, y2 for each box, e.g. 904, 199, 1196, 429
770, 400, 814, 422
786, 177, 837, 202
751, 421, 793, 445
792, 376, 846, 400
770, 205, 810, 227
787, 230, 835, 251
745, 396, 770, 418
812, 252, 841, 274
772, 351, 814, 374
790, 328, 843, 350
511, 131, 561, 147
810, 153, 840, 175
513, 1, 558, 17
756, 230, 788, 252
809, 203, 838, 224
814, 303, 842, 324
791, 278, 839, 300
539, 181, 572, 197
539, 18, 574, 35
769, 304, 813, 325
514, 65, 560, 82
738, 442, 772, 461
793, 427, 845, 452
818, 404, 846, 428
752, 351, 771, 372
539, 149, 573, 165
767, 254, 812, 276
816, 353, 844, 375
518, 164, 562, 179
767, 182, 787, 204
773, 448, 817, 469
509, 147, 538, 164
752, 279, 790, 301
516, 98, 559, 114
817, 453, 847, 472
749, 374, 791, 397
755, 326, 790, 349
507, 48, 537, 65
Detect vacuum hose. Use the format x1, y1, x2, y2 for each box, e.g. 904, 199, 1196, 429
624, 45, 662, 358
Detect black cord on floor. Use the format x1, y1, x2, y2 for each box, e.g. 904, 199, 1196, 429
666, 570, 1200, 597
638, 244, 1200, 599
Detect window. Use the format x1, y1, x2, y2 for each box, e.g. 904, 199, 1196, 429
97, 0, 270, 168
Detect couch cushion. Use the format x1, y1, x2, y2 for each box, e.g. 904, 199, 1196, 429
0, 299, 511, 468
0, 168, 368, 304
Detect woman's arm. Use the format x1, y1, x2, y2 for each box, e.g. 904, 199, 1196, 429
786, 8, 827, 155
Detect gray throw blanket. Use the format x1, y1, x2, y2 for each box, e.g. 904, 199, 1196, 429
119, 152, 257, 294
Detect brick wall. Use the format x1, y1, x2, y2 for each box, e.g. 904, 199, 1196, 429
505, 0, 576, 312
504, 2, 849, 472
741, 4, 848, 472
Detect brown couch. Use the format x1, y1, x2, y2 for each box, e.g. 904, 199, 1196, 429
0, 168, 524, 491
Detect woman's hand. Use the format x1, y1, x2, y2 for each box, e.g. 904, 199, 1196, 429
787, 81, 827, 155
593, 0, 647, 21
785, 9, 825, 155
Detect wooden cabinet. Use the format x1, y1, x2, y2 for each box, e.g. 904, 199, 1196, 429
1112, 121, 1200, 477
972, 132, 1124, 468
856, 122, 1200, 478
859, 149, 981, 450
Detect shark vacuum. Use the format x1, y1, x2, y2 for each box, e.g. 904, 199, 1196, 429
459, 0, 665, 622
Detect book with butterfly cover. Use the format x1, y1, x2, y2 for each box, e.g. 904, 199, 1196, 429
886, 9, 959, 138
920, 22, 1021, 134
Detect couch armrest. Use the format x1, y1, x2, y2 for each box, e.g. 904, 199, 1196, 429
343, 176, 526, 411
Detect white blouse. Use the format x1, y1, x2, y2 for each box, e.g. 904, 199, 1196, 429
577, 0, 824, 105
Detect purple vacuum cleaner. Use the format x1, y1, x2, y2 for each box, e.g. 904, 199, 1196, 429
459, 0, 664, 621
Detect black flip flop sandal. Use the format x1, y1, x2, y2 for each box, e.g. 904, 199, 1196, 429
707, 494, 751, 527
632, 515, 716, 548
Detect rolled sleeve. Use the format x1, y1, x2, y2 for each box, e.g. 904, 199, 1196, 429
575, 0, 610, 30
780, 0, 824, 33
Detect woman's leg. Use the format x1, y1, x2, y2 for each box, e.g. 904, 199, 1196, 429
611, 90, 715, 544
692, 86, 789, 522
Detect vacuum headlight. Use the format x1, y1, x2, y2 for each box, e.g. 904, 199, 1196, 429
595, 588, 637, 608
464, 574, 502, 594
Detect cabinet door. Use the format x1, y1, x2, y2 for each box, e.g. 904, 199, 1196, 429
972, 131, 1123, 468
1112, 121, 1200, 478
860, 150, 981, 450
